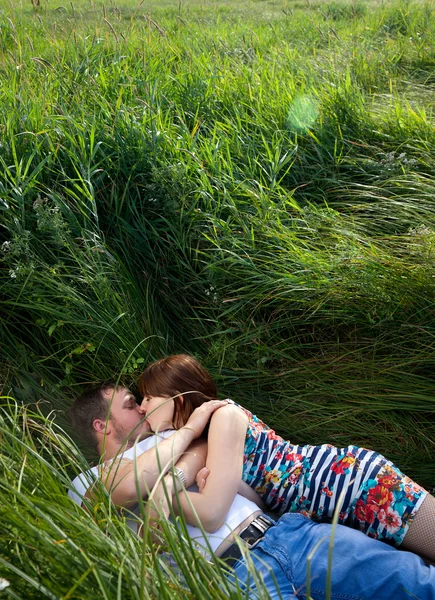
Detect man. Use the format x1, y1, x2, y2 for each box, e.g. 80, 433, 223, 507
69, 382, 435, 599
68, 381, 226, 507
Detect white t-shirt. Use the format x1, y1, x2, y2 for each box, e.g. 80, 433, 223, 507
68, 431, 259, 556
68, 431, 174, 506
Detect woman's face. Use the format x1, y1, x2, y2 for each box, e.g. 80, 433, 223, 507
140, 394, 178, 431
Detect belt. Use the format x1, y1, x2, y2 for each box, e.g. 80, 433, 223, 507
219, 514, 276, 567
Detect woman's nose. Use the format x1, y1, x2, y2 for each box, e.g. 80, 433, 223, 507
138, 398, 148, 413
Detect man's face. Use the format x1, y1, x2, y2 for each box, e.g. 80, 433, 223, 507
103, 386, 150, 443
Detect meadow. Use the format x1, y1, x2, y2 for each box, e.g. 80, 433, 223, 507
1, 0, 435, 597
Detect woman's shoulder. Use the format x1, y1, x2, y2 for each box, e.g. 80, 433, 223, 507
214, 399, 250, 422
226, 400, 283, 441
226, 398, 254, 415
208, 399, 249, 436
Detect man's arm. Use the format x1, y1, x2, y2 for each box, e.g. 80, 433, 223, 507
98, 400, 226, 507
145, 439, 209, 521
102, 427, 196, 506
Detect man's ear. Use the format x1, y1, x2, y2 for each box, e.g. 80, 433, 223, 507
93, 419, 111, 435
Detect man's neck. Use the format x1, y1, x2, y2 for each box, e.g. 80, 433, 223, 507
98, 437, 135, 462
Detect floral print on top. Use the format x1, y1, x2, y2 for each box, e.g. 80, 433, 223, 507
231, 400, 427, 546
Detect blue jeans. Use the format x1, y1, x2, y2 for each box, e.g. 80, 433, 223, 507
231, 513, 435, 599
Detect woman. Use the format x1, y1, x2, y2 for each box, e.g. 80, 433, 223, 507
69, 417, 435, 600
138, 354, 435, 561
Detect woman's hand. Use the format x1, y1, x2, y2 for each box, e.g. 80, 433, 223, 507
182, 400, 228, 439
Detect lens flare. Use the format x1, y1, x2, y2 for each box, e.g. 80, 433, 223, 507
286, 95, 319, 133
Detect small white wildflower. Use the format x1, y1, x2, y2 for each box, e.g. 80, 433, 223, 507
9, 268, 17, 279
33, 194, 45, 208
1, 240, 11, 253
0, 578, 10, 591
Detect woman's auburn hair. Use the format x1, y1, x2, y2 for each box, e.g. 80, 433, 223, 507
137, 354, 218, 427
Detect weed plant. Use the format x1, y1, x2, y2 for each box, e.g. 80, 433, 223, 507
1, 0, 435, 597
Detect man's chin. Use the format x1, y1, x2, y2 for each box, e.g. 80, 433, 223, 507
137, 421, 152, 438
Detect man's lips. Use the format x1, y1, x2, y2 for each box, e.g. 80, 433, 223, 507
139, 411, 150, 425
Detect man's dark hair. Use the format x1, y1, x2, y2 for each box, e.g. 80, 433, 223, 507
68, 381, 116, 451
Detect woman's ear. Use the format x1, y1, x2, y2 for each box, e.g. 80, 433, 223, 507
174, 393, 185, 429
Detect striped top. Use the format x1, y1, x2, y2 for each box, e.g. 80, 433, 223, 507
231, 400, 427, 545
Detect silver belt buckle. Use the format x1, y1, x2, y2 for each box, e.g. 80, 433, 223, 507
245, 515, 273, 550
246, 536, 262, 550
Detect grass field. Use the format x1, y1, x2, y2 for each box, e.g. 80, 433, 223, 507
1, 0, 435, 597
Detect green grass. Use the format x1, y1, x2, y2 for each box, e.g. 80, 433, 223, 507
0, 399, 249, 599
1, 0, 435, 597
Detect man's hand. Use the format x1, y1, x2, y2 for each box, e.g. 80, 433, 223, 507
196, 467, 210, 492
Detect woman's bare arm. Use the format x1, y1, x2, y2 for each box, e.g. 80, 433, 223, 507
172, 403, 249, 532
196, 468, 266, 509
